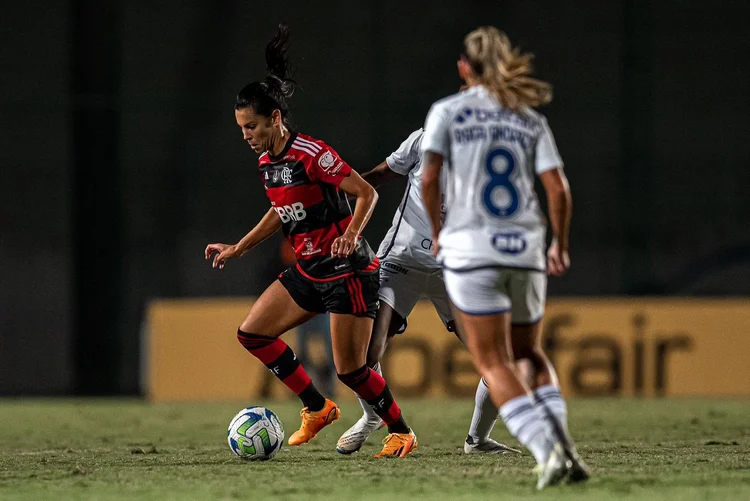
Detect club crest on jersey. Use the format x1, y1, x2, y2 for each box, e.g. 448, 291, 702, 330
301, 237, 321, 257
318, 150, 336, 171
281, 166, 292, 184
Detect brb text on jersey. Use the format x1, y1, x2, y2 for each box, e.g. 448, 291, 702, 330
259, 132, 378, 281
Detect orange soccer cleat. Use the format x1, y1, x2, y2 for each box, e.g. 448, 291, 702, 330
375, 430, 418, 458
288, 399, 341, 446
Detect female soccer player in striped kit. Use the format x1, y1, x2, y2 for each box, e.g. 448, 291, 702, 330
421, 27, 589, 488
205, 24, 417, 458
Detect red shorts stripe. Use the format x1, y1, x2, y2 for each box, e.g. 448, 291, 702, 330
361, 257, 380, 273
354, 277, 367, 313
282, 365, 313, 395
352, 276, 366, 313
345, 277, 360, 314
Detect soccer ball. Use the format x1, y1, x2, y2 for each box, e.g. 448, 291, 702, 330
227, 407, 284, 460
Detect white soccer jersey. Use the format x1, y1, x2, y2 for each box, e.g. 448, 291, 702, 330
377, 128, 447, 269
421, 85, 563, 271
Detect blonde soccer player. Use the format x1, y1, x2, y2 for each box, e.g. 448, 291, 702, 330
421, 27, 590, 489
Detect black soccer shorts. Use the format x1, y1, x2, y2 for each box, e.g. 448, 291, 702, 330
279, 266, 380, 319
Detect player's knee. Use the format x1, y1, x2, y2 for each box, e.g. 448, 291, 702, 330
473, 350, 509, 374
337, 365, 369, 388
514, 346, 547, 373
236, 328, 276, 351
239, 317, 258, 335
366, 337, 389, 367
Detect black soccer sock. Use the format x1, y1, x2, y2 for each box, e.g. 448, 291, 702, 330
298, 383, 326, 412
386, 417, 410, 434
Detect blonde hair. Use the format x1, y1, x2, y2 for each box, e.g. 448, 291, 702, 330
463, 27, 552, 110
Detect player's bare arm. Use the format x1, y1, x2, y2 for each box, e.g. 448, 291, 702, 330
361, 161, 403, 188
332, 171, 379, 258
539, 167, 572, 276
421, 151, 444, 256
205, 207, 282, 269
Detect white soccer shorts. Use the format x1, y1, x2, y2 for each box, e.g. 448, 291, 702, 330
443, 267, 546, 323
378, 260, 453, 327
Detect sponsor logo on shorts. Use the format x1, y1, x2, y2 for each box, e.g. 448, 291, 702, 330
491, 232, 527, 255
383, 262, 409, 275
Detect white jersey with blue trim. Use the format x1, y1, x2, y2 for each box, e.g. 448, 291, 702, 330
377, 128, 447, 269
420, 85, 563, 271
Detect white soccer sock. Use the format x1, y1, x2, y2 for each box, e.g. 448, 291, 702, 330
533, 384, 571, 442
357, 363, 383, 423
467, 378, 498, 442
500, 394, 555, 464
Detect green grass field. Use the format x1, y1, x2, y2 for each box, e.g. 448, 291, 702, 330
1, 398, 749, 500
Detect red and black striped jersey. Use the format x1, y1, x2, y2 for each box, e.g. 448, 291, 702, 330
259, 132, 379, 281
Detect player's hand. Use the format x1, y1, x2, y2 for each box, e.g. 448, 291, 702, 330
431, 234, 440, 258
205, 243, 239, 270
547, 240, 570, 276
331, 231, 358, 258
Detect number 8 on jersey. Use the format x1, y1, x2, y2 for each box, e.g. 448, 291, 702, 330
483, 147, 519, 218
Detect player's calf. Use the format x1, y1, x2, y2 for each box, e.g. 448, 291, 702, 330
337, 363, 385, 454
237, 329, 326, 411
337, 365, 417, 457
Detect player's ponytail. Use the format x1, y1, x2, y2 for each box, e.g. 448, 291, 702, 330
235, 23, 296, 127
264, 23, 296, 101
463, 27, 552, 110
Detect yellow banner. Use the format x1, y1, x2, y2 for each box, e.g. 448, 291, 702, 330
146, 298, 750, 401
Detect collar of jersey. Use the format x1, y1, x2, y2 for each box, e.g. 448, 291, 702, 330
267, 131, 298, 162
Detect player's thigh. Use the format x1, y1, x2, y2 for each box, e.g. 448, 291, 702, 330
372, 301, 406, 343
510, 319, 543, 360
451, 305, 512, 370
323, 273, 379, 373
445, 268, 512, 367
426, 269, 456, 333
508, 270, 546, 325
329, 313, 374, 374
378, 262, 423, 324
240, 279, 318, 337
